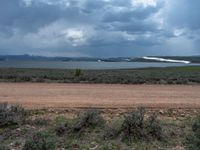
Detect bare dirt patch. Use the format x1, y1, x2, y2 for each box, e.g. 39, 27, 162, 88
0, 83, 200, 109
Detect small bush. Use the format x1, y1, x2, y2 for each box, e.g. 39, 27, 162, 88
186, 115, 200, 150
54, 116, 68, 125
121, 107, 146, 141
104, 119, 122, 139
73, 109, 105, 132
74, 69, 82, 77
55, 122, 71, 136
18, 76, 31, 82
55, 123, 67, 136
121, 108, 163, 141
35, 78, 45, 83
0, 103, 27, 127
54, 116, 72, 136
192, 115, 200, 137
22, 131, 56, 150
146, 113, 162, 140
0, 145, 10, 150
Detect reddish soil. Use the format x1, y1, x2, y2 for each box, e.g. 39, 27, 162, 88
0, 83, 200, 109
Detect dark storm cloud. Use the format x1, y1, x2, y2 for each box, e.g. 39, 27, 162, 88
0, 0, 91, 35
0, 0, 199, 56
0, 0, 61, 33
103, 1, 163, 22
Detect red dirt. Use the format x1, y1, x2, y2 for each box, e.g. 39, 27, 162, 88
0, 83, 200, 109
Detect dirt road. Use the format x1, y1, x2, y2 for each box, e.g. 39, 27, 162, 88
0, 83, 200, 109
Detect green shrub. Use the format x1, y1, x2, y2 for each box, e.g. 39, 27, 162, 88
55, 123, 67, 136
192, 115, 200, 138
22, 131, 56, 150
121, 108, 163, 141
121, 107, 146, 141
146, 113, 162, 140
18, 76, 31, 82
35, 78, 45, 83
0, 145, 10, 150
54, 116, 68, 125
73, 109, 105, 132
54, 116, 72, 136
55, 122, 71, 136
0, 103, 27, 127
186, 115, 200, 150
74, 69, 82, 77
104, 119, 122, 139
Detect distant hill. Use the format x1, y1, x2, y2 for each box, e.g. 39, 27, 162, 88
0, 55, 199, 63
0, 55, 51, 61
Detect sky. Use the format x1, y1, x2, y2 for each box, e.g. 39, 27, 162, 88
0, 0, 200, 57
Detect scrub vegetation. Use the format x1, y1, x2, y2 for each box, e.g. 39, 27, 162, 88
0, 103, 200, 150
0, 66, 200, 84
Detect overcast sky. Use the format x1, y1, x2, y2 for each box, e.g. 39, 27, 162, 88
0, 0, 200, 57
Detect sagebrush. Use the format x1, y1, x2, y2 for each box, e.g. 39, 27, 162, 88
23, 131, 56, 150
0, 103, 27, 127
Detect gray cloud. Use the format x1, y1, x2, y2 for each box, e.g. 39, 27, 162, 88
0, 0, 199, 57
164, 0, 200, 30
